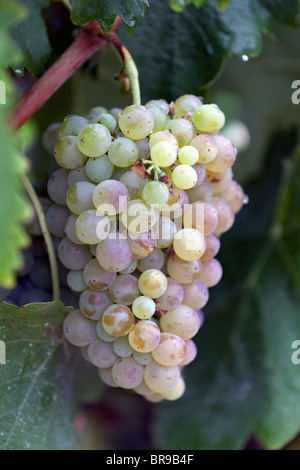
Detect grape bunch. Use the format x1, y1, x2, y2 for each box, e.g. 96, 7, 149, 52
43, 94, 248, 403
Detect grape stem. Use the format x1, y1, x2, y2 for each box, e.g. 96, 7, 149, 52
21, 175, 60, 302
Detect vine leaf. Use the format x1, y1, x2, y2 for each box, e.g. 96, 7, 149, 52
0, 301, 77, 450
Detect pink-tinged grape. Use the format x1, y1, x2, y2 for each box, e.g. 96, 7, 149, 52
120, 258, 138, 274
149, 130, 178, 151
156, 277, 184, 310
113, 336, 134, 358
167, 254, 202, 285
64, 214, 84, 245
131, 296, 156, 320
150, 140, 178, 167
120, 199, 159, 234
47, 168, 69, 206
75, 209, 110, 244
145, 103, 169, 133
201, 233, 221, 261
152, 333, 186, 366
173, 228, 206, 261
128, 320, 161, 353
127, 230, 157, 258
54, 136, 87, 169
108, 274, 140, 305
144, 394, 164, 403
205, 135, 237, 172
118, 104, 154, 140
83, 258, 117, 291
165, 186, 189, 217
190, 134, 218, 164
198, 258, 223, 288
182, 279, 209, 310
144, 362, 180, 394
141, 181, 170, 207
87, 338, 117, 368
112, 357, 144, 389
96, 234, 133, 272
187, 178, 213, 203
138, 269, 168, 298
183, 201, 218, 236
66, 269, 87, 293
85, 156, 114, 183
98, 367, 119, 388
63, 309, 97, 346
192, 163, 206, 187
178, 145, 199, 165
161, 377, 186, 401
77, 123, 111, 157
166, 118, 194, 147
119, 170, 147, 199
134, 380, 156, 396
108, 137, 139, 168
59, 115, 89, 138
152, 217, 177, 249
212, 197, 235, 234
220, 180, 247, 213
145, 99, 169, 113
102, 304, 135, 337
179, 339, 197, 366
93, 180, 129, 216
174, 94, 203, 118
79, 289, 113, 320
109, 107, 122, 120
66, 181, 95, 215
68, 166, 91, 185
46, 204, 70, 239
58, 237, 92, 270
206, 168, 233, 194
42, 122, 61, 153
137, 248, 165, 272
172, 164, 198, 190
160, 304, 202, 340
135, 137, 150, 159
192, 104, 225, 133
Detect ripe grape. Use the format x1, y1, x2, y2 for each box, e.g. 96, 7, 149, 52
79, 289, 112, 320
102, 304, 135, 337
144, 362, 180, 394
118, 104, 154, 140
131, 296, 156, 320
128, 320, 161, 353
160, 304, 202, 340
77, 123, 111, 157
138, 269, 168, 298
108, 137, 139, 168
85, 156, 114, 183
192, 104, 225, 133
63, 310, 97, 347
152, 332, 186, 366
108, 274, 140, 305
112, 357, 144, 389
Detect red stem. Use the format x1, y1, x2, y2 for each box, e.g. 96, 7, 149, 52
9, 18, 122, 130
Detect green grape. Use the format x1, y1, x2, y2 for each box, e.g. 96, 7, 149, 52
77, 123, 111, 157
141, 181, 170, 207
149, 130, 178, 151
128, 320, 161, 353
112, 357, 144, 389
42, 122, 61, 154
87, 338, 117, 368
192, 104, 225, 133
161, 377, 186, 400
198, 258, 223, 287
93, 180, 129, 215
108, 137, 139, 168
64, 214, 84, 245
79, 289, 112, 320
113, 336, 134, 358
68, 166, 91, 185
145, 99, 169, 113
58, 237, 92, 270
108, 274, 140, 305
63, 309, 97, 347
152, 332, 186, 366
150, 141, 177, 167
172, 164, 197, 190
166, 118, 194, 147
89, 106, 108, 115
95, 113, 117, 132
173, 228, 206, 261
138, 269, 168, 298
178, 145, 199, 165
118, 104, 154, 140
66, 181, 95, 215
160, 304, 202, 340
102, 304, 135, 337
54, 136, 87, 169
144, 362, 180, 393
190, 134, 218, 164
59, 115, 89, 138
66, 269, 87, 293
47, 168, 69, 206
85, 156, 114, 183
146, 103, 169, 133
174, 94, 203, 118
133, 351, 153, 366
83, 258, 116, 291
132, 296, 156, 320
75, 209, 110, 244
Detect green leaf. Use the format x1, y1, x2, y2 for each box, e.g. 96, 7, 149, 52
10, 0, 52, 75
69, 0, 148, 33
0, 301, 77, 450
215, 0, 231, 9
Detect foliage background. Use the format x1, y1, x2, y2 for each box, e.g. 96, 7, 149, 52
0, 0, 300, 450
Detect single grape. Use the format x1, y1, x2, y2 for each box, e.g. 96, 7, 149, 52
137, 248, 165, 272
108, 137, 139, 168
160, 304, 202, 340
95, 113, 117, 132
187, 178, 213, 204
113, 336, 134, 358
134, 380, 156, 396
192, 104, 225, 133
118, 104, 154, 140
156, 276, 184, 310
206, 168, 233, 194
173, 228, 206, 261
59, 115, 89, 138
46, 204, 70, 239
47, 168, 69, 206
98, 367, 119, 387
87, 338, 117, 368
205, 135, 237, 173
119, 170, 148, 199
190, 134, 218, 164
220, 180, 246, 213
152, 216, 177, 249
144, 393, 164, 403
80, 289, 113, 320
68, 166, 91, 185
58, 237, 93, 270
66, 181, 96, 215
166, 118, 194, 147
145, 99, 169, 113
161, 377, 186, 400
141, 181, 170, 207
198, 258, 223, 287
144, 362, 180, 394
128, 320, 161, 353
93, 180, 129, 215
212, 197, 235, 234
85, 156, 114, 183
96, 320, 116, 342
172, 164, 197, 190
182, 279, 209, 310
138, 269, 168, 298
66, 270, 87, 293
75, 209, 110, 244
64, 214, 84, 245
150, 141, 177, 167
102, 304, 135, 337
54, 136, 87, 169
178, 145, 199, 165
108, 274, 140, 305
152, 333, 186, 366
149, 130, 178, 151
146, 103, 169, 133
167, 254, 202, 285
119, 258, 138, 274
132, 296, 156, 320
174, 94, 203, 118
120, 199, 159, 234
183, 201, 218, 236
201, 233, 221, 261
112, 357, 144, 389
83, 258, 117, 291
192, 163, 206, 187
42, 122, 61, 153
63, 309, 97, 347
127, 230, 157, 258
77, 123, 111, 157
179, 339, 197, 366
133, 351, 153, 366
96, 234, 133, 272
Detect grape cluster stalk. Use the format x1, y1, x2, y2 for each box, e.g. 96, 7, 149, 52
42, 95, 248, 402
